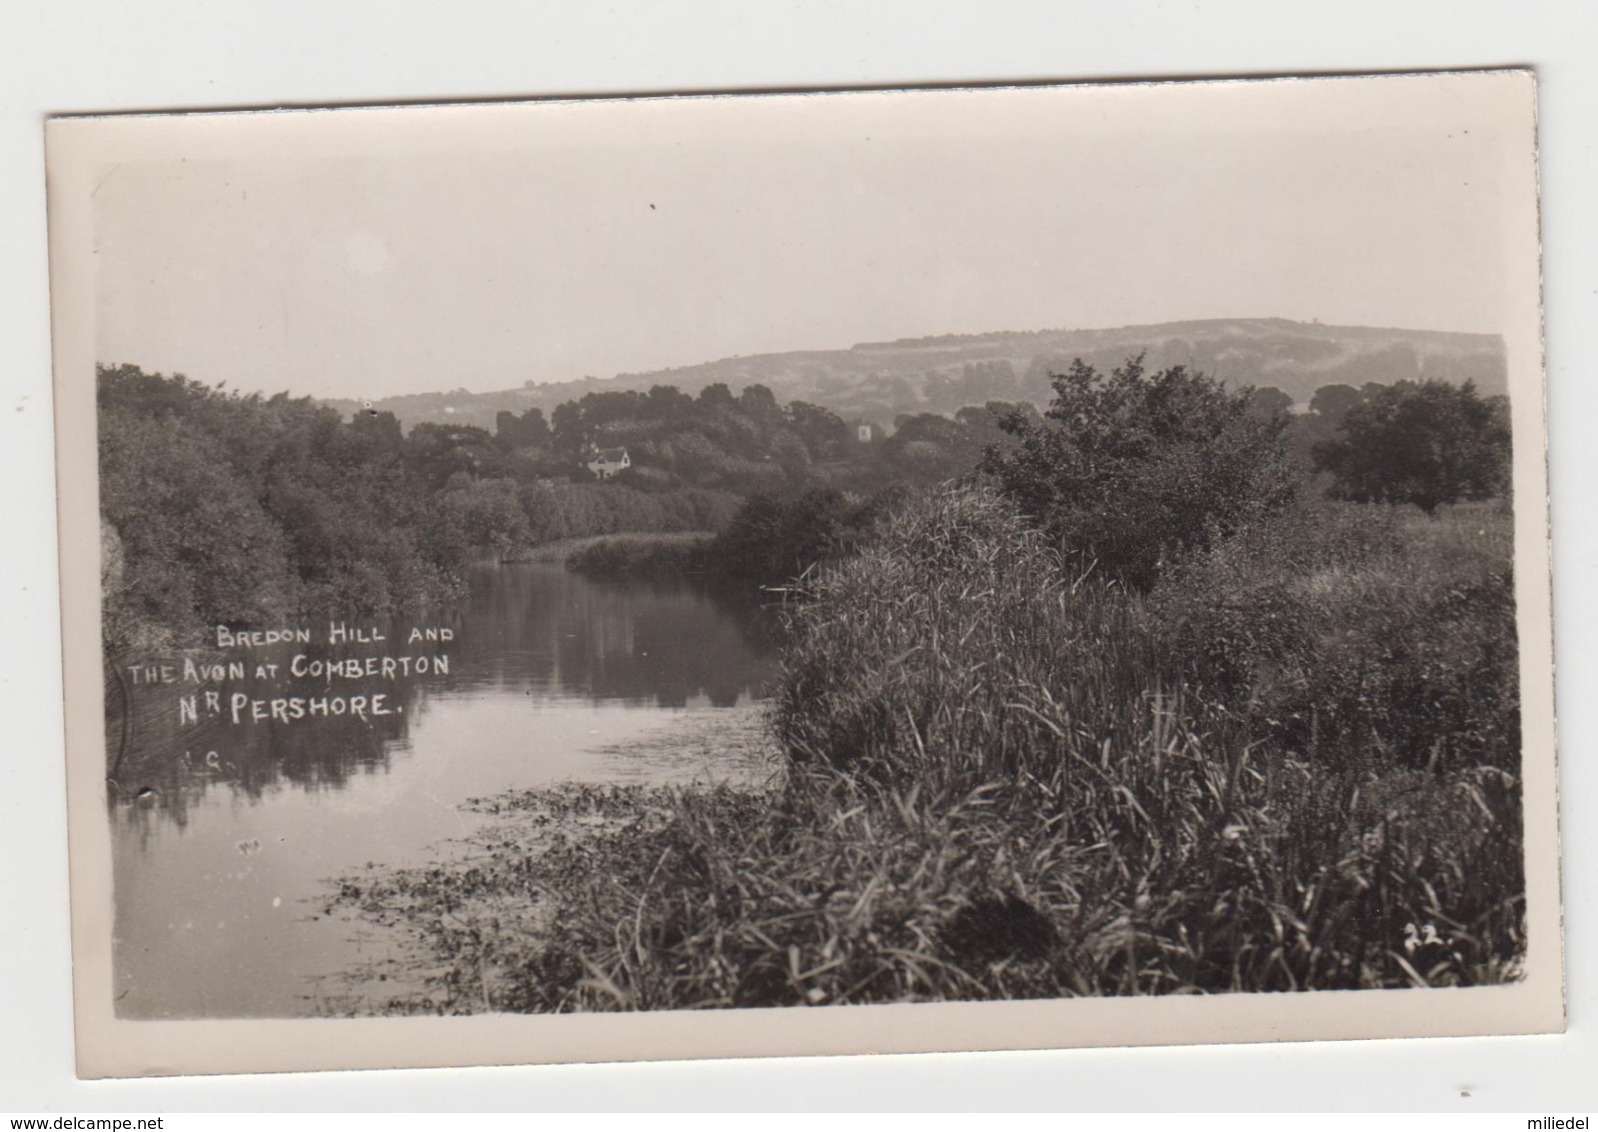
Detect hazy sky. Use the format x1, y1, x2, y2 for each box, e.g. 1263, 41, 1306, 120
91, 78, 1521, 400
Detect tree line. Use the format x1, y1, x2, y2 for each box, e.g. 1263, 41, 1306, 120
98, 356, 1511, 653
96, 364, 1026, 651
97, 365, 733, 651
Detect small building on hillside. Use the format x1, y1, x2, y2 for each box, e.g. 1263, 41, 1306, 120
855, 422, 882, 443
586, 447, 632, 479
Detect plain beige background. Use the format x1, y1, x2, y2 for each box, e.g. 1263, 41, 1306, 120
5, 0, 1597, 1111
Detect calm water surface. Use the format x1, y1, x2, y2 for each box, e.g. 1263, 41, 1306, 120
108, 564, 778, 1018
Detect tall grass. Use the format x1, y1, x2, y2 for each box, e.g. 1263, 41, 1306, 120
332, 483, 1524, 1012
773, 484, 1162, 783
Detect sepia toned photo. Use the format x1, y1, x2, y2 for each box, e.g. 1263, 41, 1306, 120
46, 71, 1561, 1078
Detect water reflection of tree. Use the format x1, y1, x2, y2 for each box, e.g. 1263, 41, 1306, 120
104, 566, 779, 826
456, 565, 779, 707
105, 649, 417, 827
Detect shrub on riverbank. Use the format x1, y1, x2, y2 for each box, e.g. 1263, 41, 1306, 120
563, 486, 906, 590
982, 355, 1295, 590
334, 483, 1524, 1010
703, 485, 903, 590
562, 533, 714, 580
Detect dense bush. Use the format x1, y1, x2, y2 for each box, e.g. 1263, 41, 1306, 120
705, 484, 905, 589
99, 406, 298, 648
983, 355, 1295, 589
1151, 498, 1519, 774
98, 367, 463, 648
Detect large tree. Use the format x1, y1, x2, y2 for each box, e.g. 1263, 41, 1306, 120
983, 354, 1295, 589
1314, 380, 1511, 513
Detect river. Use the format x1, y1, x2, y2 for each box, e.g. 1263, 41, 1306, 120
106, 562, 780, 1019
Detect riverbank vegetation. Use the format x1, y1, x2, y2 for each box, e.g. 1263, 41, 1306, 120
558, 532, 714, 580
101, 357, 1497, 646
326, 357, 1523, 1010
333, 484, 1520, 1010
563, 486, 905, 587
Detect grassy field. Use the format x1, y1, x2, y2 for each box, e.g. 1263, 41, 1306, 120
331, 483, 1523, 1012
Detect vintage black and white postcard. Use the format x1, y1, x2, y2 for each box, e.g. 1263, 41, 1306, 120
46, 71, 1560, 1078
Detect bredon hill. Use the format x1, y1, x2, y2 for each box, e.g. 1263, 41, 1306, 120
323, 317, 1506, 434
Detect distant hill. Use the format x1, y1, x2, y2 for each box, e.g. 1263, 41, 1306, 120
324, 318, 1507, 432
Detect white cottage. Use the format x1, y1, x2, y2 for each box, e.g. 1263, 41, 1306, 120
586, 447, 631, 479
